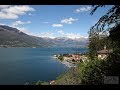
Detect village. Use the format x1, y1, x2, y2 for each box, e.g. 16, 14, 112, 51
51, 46, 113, 85
54, 46, 112, 66
54, 53, 88, 64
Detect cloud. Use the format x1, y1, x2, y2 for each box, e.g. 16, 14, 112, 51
10, 25, 36, 36
0, 12, 18, 19
38, 32, 55, 38
0, 23, 6, 25
0, 5, 35, 19
52, 24, 63, 27
12, 20, 31, 26
57, 30, 88, 39
75, 6, 92, 13
0, 22, 35, 36
57, 30, 64, 35
0, 5, 10, 9
61, 17, 78, 24
65, 33, 86, 39
16, 27, 28, 32
10, 21, 34, 36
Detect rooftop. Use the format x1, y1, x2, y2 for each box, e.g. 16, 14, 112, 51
97, 49, 112, 54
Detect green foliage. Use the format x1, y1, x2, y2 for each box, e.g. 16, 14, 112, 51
109, 24, 120, 49
105, 24, 120, 76
90, 5, 120, 32
35, 24, 120, 85
55, 5, 120, 85
55, 67, 81, 85
88, 5, 120, 60
105, 49, 120, 76
35, 80, 49, 85
79, 59, 106, 85
88, 30, 112, 60
88, 35, 99, 60
58, 55, 64, 61
36, 80, 43, 85
55, 58, 108, 85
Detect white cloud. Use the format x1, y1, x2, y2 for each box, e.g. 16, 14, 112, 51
12, 20, 31, 26
16, 27, 28, 32
75, 6, 92, 13
52, 24, 63, 27
0, 5, 35, 19
0, 22, 36, 36
1, 5, 35, 15
65, 33, 86, 39
0, 5, 10, 9
11, 25, 36, 36
61, 17, 78, 24
0, 12, 18, 19
57, 30, 88, 39
38, 32, 55, 39
0, 23, 6, 25
10, 21, 34, 36
57, 30, 64, 35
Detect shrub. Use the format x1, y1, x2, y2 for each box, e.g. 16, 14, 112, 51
55, 67, 81, 85
58, 55, 64, 61
35, 80, 49, 85
79, 59, 106, 85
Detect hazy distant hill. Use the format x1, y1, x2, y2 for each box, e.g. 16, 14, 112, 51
0, 25, 88, 48
42, 37, 89, 48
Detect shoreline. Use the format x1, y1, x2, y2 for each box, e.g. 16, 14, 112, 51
53, 55, 76, 68
57, 59, 76, 68
61, 60, 76, 68
53, 53, 88, 68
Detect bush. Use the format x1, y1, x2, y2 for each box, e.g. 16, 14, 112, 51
55, 54, 119, 85
79, 59, 106, 85
35, 80, 49, 85
55, 67, 82, 85
58, 55, 64, 61
105, 50, 120, 76
55, 58, 107, 85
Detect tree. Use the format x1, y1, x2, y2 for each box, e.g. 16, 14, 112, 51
88, 5, 119, 59
90, 5, 120, 32
88, 27, 112, 59
106, 24, 120, 76
89, 5, 120, 77
88, 31, 99, 60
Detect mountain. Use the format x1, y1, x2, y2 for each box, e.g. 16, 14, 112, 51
0, 25, 88, 48
42, 37, 89, 48
0, 25, 52, 47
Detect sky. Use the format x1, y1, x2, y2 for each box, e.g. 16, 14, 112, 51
0, 5, 113, 39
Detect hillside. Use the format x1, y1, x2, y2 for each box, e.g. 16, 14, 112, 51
0, 25, 52, 47
0, 25, 88, 48
42, 37, 88, 48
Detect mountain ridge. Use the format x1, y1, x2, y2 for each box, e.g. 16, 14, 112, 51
0, 25, 88, 48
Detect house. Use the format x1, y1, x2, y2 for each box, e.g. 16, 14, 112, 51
50, 80, 55, 85
97, 46, 112, 59
71, 54, 81, 62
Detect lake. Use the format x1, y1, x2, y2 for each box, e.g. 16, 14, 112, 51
0, 47, 87, 85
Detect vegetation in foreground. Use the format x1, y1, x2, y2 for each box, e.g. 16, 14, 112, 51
35, 5, 120, 85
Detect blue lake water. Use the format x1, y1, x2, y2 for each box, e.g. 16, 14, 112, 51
0, 47, 87, 85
